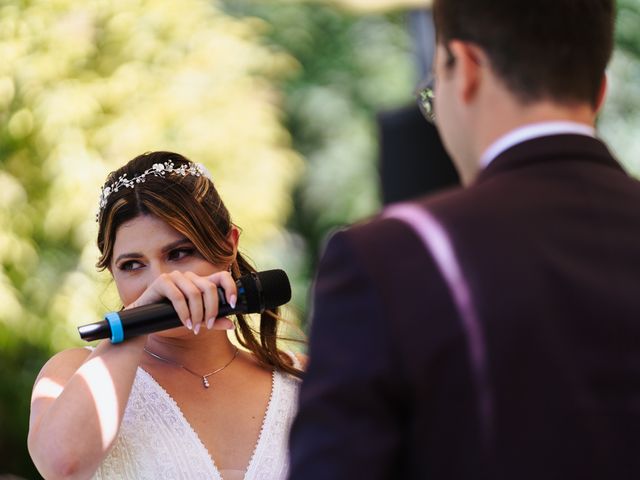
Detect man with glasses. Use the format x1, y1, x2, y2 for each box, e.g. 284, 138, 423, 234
290, 1, 640, 478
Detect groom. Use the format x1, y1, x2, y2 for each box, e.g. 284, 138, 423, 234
289, 0, 640, 478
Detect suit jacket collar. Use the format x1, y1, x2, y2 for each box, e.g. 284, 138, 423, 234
475, 134, 624, 185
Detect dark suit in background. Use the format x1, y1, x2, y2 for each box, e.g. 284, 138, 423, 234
377, 104, 459, 204
289, 134, 640, 479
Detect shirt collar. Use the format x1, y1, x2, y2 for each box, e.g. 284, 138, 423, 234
480, 121, 596, 169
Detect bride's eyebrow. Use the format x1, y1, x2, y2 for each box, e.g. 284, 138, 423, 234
114, 238, 193, 264
114, 251, 143, 264
160, 238, 193, 254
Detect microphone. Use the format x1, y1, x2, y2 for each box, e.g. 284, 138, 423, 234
78, 269, 291, 344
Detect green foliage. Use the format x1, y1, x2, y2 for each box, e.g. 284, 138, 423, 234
616, 0, 640, 60
222, 1, 416, 312
0, 337, 50, 478
599, 0, 640, 176
0, 0, 301, 476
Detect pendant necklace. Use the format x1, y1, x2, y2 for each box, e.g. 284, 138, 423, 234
144, 346, 239, 389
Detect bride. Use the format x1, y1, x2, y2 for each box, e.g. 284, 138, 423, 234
28, 152, 303, 480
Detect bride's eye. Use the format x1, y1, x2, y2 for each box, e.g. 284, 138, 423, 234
168, 247, 195, 261
119, 260, 143, 271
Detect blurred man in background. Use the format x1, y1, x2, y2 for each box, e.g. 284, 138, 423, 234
290, 0, 640, 478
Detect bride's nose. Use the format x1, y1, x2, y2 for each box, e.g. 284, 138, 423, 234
148, 260, 177, 279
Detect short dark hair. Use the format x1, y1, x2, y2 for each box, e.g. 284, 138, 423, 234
433, 0, 615, 106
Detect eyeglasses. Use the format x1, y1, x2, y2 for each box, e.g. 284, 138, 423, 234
415, 74, 435, 124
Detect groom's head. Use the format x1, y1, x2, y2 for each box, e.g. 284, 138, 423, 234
432, 0, 615, 107
430, 0, 616, 182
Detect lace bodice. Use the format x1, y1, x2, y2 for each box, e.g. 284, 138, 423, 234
92, 366, 300, 480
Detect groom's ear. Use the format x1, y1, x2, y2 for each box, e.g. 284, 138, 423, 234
447, 40, 486, 106
594, 73, 607, 114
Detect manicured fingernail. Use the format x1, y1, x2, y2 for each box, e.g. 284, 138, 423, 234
219, 318, 235, 330
186, 319, 193, 330
207, 318, 215, 330
194, 323, 201, 335
229, 295, 237, 309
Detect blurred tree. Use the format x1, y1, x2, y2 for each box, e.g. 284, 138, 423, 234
599, 0, 640, 176
0, 0, 301, 477
222, 1, 417, 315
331, 0, 432, 12
615, 0, 640, 59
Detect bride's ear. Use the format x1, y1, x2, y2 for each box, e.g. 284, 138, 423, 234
228, 226, 240, 256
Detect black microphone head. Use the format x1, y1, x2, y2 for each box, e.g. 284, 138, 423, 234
239, 269, 291, 313
78, 321, 110, 342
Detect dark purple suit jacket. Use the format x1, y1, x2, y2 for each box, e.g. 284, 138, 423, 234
289, 135, 640, 479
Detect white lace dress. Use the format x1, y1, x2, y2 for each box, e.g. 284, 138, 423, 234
92, 366, 300, 480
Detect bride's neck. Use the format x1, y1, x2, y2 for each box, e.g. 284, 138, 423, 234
144, 330, 237, 368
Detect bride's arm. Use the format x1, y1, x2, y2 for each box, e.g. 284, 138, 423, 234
28, 270, 237, 479
27, 336, 145, 480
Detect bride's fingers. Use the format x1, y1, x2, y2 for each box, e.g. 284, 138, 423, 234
169, 271, 205, 334
212, 317, 234, 330
185, 272, 220, 330
142, 275, 192, 329
208, 271, 238, 309
131, 270, 237, 334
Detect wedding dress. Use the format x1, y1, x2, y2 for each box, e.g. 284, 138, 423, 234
92, 366, 300, 480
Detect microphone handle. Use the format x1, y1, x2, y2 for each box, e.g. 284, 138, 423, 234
78, 286, 244, 343
120, 300, 241, 337
118, 303, 192, 337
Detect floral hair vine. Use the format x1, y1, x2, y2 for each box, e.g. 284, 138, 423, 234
96, 160, 209, 221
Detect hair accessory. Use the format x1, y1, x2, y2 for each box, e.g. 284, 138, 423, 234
97, 160, 208, 221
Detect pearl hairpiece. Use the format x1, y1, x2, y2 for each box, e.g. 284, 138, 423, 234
96, 160, 208, 221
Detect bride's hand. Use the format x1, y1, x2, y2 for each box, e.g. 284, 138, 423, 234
125, 270, 236, 334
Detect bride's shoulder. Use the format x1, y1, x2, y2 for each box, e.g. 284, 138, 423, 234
278, 352, 306, 392
36, 346, 93, 381
291, 352, 308, 371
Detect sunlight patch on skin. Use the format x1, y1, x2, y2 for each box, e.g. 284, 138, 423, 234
77, 356, 120, 450
30, 377, 64, 431
32, 377, 64, 401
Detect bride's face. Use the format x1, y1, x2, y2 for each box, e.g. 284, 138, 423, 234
110, 214, 223, 308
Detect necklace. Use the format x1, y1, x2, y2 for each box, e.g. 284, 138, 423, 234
143, 346, 240, 389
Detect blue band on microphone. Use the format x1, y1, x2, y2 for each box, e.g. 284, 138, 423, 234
105, 312, 124, 344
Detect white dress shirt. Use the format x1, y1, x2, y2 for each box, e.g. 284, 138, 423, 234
480, 121, 596, 169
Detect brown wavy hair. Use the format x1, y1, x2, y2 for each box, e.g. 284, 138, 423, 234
96, 151, 302, 377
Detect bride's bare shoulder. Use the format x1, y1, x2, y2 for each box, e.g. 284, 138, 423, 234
35, 346, 94, 384
292, 352, 308, 371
